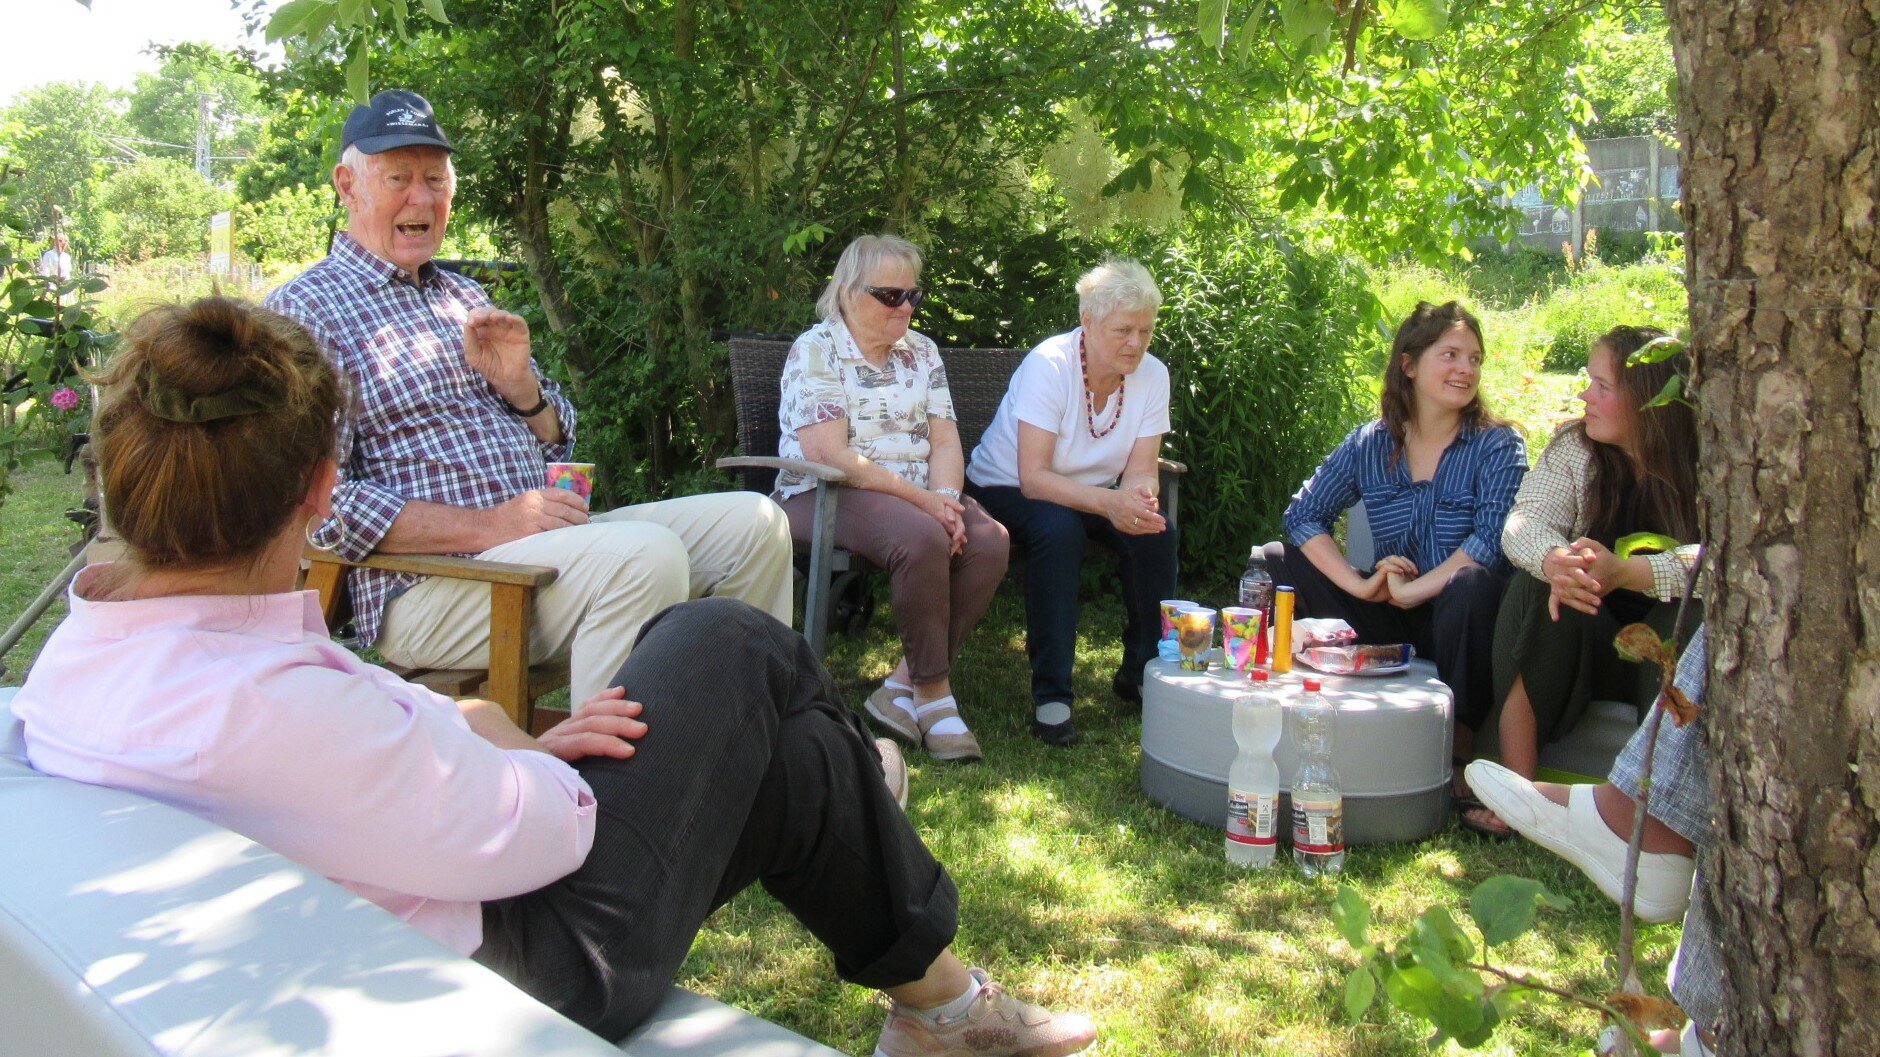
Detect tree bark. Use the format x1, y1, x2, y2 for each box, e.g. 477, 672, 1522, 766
1667, 1, 1880, 1054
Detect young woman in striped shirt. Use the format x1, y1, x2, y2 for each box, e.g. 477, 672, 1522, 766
1268, 301, 1528, 769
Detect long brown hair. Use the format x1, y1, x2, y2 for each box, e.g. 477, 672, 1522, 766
1380, 300, 1504, 456
1574, 325, 1698, 545
90, 296, 341, 571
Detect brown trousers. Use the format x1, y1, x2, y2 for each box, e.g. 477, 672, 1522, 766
780, 487, 1009, 684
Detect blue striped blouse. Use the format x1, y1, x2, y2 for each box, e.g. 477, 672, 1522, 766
1284, 419, 1529, 573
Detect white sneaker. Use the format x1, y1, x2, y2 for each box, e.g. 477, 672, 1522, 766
1466, 761, 1694, 923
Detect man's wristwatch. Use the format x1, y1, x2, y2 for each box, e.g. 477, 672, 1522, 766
505, 388, 550, 418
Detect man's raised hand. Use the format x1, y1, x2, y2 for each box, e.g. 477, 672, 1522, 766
463, 306, 538, 406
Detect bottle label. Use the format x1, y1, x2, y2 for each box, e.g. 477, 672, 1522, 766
1226, 788, 1279, 846
1291, 796, 1344, 854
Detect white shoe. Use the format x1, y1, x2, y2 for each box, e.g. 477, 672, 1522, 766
866, 684, 921, 744
876, 738, 910, 812
1465, 761, 1694, 923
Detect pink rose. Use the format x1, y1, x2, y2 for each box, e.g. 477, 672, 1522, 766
49, 387, 81, 412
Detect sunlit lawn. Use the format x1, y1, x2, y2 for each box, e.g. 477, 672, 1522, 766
0, 342, 1672, 1054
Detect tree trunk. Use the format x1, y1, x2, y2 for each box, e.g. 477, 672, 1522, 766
1666, 2, 1880, 1054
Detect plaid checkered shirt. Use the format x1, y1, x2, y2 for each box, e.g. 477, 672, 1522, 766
265, 233, 576, 646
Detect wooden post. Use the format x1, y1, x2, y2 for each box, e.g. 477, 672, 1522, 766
487, 583, 534, 728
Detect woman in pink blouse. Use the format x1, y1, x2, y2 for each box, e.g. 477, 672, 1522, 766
13, 296, 1093, 1057
778, 235, 1010, 762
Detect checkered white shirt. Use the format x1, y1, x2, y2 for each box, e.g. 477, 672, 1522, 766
1501, 424, 1689, 601
265, 233, 576, 645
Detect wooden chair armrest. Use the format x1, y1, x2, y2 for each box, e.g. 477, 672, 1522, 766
716, 455, 850, 484
1158, 457, 1188, 475
303, 547, 559, 587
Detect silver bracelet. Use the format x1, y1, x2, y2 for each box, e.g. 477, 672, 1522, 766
934, 487, 962, 499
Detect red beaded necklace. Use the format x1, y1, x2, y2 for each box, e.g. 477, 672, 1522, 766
1080, 336, 1126, 439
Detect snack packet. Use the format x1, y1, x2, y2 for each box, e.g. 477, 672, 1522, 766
1292, 618, 1358, 651
1298, 643, 1414, 675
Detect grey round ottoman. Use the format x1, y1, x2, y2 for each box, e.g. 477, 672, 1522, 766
1139, 654, 1454, 845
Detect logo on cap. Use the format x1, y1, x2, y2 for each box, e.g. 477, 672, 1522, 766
385, 107, 430, 128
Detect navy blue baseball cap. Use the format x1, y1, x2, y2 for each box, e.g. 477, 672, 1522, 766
341, 89, 456, 155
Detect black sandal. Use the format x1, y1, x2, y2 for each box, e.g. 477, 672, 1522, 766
1452, 759, 1513, 840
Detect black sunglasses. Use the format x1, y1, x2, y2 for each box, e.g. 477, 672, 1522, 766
864, 285, 925, 309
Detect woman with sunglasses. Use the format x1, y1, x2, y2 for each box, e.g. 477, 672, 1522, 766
965, 258, 1176, 747
777, 234, 1010, 762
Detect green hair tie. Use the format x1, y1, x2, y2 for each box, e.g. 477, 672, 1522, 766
134, 364, 288, 423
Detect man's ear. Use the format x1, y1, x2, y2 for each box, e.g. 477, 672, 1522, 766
333, 163, 356, 208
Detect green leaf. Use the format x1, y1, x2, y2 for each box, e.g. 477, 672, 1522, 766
1629, 333, 1685, 365
1641, 373, 1689, 410
1382, 963, 1445, 1020
1343, 966, 1377, 1021
1279, 0, 1335, 48
1469, 875, 1555, 947
1235, 8, 1267, 66
345, 41, 371, 104
1382, 0, 1449, 40
1197, 0, 1231, 53
337, 0, 367, 25
1616, 531, 1681, 559
1332, 885, 1370, 949
420, 0, 451, 25
265, 0, 332, 41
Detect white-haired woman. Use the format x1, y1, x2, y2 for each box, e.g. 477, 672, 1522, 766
777, 234, 1010, 762
965, 259, 1176, 747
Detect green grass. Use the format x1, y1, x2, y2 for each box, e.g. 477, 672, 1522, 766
0, 253, 1685, 1053
0, 459, 90, 686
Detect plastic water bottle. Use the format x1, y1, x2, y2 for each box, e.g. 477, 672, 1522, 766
1290, 677, 1346, 877
1238, 549, 1275, 666
1225, 670, 1283, 868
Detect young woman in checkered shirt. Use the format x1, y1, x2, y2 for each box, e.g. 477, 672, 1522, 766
1463, 325, 1699, 838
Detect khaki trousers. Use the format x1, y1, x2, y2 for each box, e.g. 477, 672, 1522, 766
376, 491, 794, 704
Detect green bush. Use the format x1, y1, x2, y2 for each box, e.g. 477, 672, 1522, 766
235, 184, 335, 265
1150, 226, 1377, 591
1536, 254, 1687, 370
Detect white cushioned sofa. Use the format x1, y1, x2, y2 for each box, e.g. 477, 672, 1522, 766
0, 689, 843, 1057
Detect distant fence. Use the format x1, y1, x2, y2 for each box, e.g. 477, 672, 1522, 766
1509, 136, 1681, 254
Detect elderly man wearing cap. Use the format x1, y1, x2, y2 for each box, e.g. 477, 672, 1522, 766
265, 90, 794, 708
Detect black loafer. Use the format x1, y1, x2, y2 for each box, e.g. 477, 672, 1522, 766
1031, 715, 1079, 747
1110, 671, 1143, 706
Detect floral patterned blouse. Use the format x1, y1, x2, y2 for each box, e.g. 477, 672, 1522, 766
775, 317, 955, 499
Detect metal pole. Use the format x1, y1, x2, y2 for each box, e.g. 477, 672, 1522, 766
0, 550, 86, 673
195, 93, 213, 179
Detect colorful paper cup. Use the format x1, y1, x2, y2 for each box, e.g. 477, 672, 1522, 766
546, 461, 595, 500
1221, 606, 1264, 672
1174, 606, 1217, 671
1160, 599, 1201, 643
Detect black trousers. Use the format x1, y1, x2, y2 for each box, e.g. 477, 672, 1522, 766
1489, 571, 1699, 746
1264, 541, 1509, 732
475, 597, 959, 1040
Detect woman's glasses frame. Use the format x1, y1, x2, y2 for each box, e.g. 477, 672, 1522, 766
864, 285, 925, 309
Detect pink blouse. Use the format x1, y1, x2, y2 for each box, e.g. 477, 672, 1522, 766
12, 566, 597, 956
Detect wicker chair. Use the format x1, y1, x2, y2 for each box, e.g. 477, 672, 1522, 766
717, 336, 1185, 657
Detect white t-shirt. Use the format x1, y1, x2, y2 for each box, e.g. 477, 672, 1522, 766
968, 327, 1171, 489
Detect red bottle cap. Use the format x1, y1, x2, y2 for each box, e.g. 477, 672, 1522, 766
1303, 678, 1322, 691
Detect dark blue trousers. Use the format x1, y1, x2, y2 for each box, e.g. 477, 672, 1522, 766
969, 483, 1178, 708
